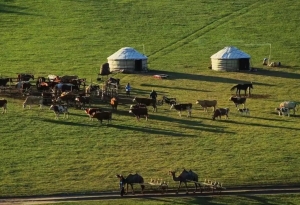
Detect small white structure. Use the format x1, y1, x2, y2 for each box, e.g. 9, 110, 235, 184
107, 47, 148, 72
210, 46, 251, 71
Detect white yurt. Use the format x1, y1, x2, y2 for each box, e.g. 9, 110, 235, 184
107, 47, 148, 72
210, 46, 251, 71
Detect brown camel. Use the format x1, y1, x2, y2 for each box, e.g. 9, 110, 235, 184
169, 169, 199, 194
116, 173, 145, 196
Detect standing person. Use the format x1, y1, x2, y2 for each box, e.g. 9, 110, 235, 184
149, 89, 157, 100
125, 83, 131, 96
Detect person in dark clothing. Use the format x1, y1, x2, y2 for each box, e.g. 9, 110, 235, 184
149, 89, 157, 100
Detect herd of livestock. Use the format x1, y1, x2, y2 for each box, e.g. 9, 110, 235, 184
0, 73, 299, 121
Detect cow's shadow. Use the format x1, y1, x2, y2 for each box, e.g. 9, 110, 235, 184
38, 118, 99, 127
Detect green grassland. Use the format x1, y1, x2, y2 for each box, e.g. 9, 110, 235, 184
1, 0, 300, 197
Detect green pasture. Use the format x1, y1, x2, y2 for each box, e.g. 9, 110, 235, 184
1, 0, 300, 197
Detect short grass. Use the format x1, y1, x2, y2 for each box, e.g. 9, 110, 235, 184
1, 0, 300, 197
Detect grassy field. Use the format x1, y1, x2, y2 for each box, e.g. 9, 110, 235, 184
0, 0, 300, 198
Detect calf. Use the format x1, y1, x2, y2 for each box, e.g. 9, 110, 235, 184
0, 99, 8, 114
238, 108, 250, 115
276, 107, 290, 117
279, 101, 297, 115
170, 103, 192, 117
129, 107, 149, 121
49, 104, 69, 119
75, 96, 91, 108
23, 96, 43, 109
229, 96, 246, 108
110, 97, 118, 110
212, 108, 229, 120
133, 97, 157, 112
195, 100, 217, 112
91, 111, 112, 124
85, 108, 102, 120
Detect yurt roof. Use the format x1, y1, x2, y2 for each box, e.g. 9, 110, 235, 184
210, 46, 250, 59
107, 47, 147, 60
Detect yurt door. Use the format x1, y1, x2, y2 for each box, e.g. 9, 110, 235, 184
135, 60, 142, 71
239, 58, 250, 70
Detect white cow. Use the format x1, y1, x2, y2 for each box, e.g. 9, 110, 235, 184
23, 96, 43, 109
49, 105, 69, 119
279, 101, 297, 115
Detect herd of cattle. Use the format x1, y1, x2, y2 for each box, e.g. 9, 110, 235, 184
0, 74, 299, 122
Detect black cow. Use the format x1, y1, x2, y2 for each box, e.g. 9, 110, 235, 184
170, 103, 192, 117
212, 108, 229, 120
229, 96, 246, 108
55, 83, 79, 92
108, 77, 120, 86
91, 111, 112, 124
0, 99, 8, 114
129, 107, 148, 121
15, 81, 31, 93
18, 74, 34, 81
0, 78, 12, 87
130, 104, 147, 109
133, 97, 157, 112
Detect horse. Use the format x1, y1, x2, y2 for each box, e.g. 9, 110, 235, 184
230, 83, 253, 96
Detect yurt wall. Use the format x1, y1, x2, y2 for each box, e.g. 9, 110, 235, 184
108, 59, 147, 72
211, 59, 239, 71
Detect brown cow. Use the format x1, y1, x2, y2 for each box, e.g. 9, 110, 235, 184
195, 100, 217, 112
212, 108, 229, 120
0, 99, 8, 114
91, 111, 112, 124
85, 108, 102, 120
110, 97, 118, 110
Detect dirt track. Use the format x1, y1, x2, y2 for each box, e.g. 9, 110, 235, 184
1, 185, 300, 205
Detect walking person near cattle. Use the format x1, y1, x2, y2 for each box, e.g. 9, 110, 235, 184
125, 83, 131, 97
150, 89, 157, 101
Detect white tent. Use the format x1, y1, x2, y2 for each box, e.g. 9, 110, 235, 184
107, 47, 148, 72
210, 46, 251, 71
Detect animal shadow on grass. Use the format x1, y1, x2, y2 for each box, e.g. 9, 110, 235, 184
248, 94, 272, 99
249, 68, 300, 80
108, 124, 194, 137
222, 119, 300, 131
145, 196, 225, 205
37, 118, 99, 127
145, 69, 273, 86
140, 83, 211, 92
0, 3, 34, 15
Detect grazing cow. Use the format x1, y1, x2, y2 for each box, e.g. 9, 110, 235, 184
238, 108, 250, 115
85, 108, 102, 120
279, 101, 297, 115
195, 100, 217, 112
110, 97, 118, 110
0, 78, 12, 87
162, 96, 177, 106
23, 96, 43, 109
129, 107, 149, 121
59, 75, 78, 83
229, 96, 246, 108
75, 96, 91, 108
18, 74, 34, 82
49, 105, 69, 119
276, 107, 290, 117
212, 108, 230, 120
0, 99, 8, 114
91, 111, 112, 124
170, 103, 192, 117
132, 97, 157, 112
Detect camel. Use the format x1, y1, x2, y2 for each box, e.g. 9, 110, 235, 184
116, 173, 145, 196
169, 169, 199, 194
